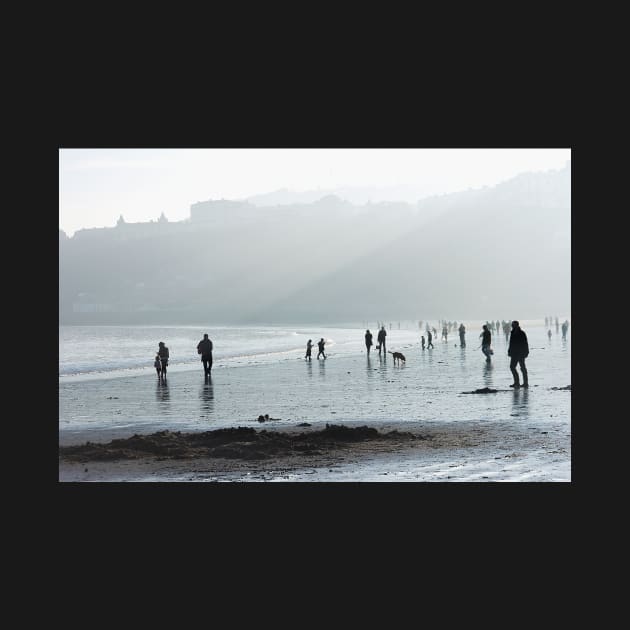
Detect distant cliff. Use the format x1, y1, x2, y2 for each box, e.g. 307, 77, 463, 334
59, 163, 570, 324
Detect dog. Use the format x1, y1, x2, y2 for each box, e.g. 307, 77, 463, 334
388, 351, 406, 365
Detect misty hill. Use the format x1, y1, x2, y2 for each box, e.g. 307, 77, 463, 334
251, 167, 570, 322
246, 184, 433, 207
59, 163, 570, 325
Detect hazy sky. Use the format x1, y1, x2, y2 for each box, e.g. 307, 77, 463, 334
59, 148, 570, 236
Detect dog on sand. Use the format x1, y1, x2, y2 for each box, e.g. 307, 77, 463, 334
388, 351, 406, 364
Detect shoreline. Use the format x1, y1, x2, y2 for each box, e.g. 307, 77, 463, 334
60, 327, 570, 482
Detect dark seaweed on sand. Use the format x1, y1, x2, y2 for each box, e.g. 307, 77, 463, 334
59, 424, 424, 462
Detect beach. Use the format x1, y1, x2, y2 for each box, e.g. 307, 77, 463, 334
59, 324, 571, 482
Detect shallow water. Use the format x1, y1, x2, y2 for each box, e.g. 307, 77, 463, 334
59, 324, 570, 448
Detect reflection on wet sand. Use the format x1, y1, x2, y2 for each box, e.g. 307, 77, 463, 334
200, 376, 214, 414
511, 386, 530, 418
458, 346, 467, 374
156, 379, 170, 403
482, 360, 494, 389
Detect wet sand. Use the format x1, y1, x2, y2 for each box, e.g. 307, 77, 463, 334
59, 417, 570, 482
59, 327, 570, 482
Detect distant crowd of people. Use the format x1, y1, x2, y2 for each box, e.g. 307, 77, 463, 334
154, 317, 568, 390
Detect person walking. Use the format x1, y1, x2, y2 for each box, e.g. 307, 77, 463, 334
365, 329, 373, 355
305, 339, 314, 361
157, 341, 169, 379
508, 320, 529, 388
196, 333, 213, 376
480, 325, 492, 362
421, 335, 426, 350
442, 325, 448, 342
317, 338, 326, 360
377, 326, 387, 356
154, 353, 162, 378
562, 320, 569, 340
458, 323, 466, 347
427, 329, 434, 349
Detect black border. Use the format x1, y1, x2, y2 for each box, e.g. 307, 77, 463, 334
47, 79, 581, 552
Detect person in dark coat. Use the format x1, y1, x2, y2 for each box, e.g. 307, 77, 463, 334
377, 326, 387, 356
480, 325, 492, 361
317, 338, 326, 360
508, 320, 529, 388
305, 339, 314, 361
157, 341, 169, 379
365, 329, 373, 355
196, 333, 213, 376
458, 323, 466, 347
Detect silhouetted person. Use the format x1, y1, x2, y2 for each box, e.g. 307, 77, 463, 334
508, 320, 529, 388
555, 317, 559, 332
154, 353, 162, 378
442, 325, 448, 341
480, 325, 492, 361
365, 329, 373, 355
317, 338, 326, 359
458, 323, 466, 347
377, 326, 387, 356
197, 333, 213, 376
427, 330, 434, 349
421, 335, 426, 350
305, 339, 313, 361
548, 329, 552, 340
562, 320, 569, 340
158, 341, 169, 379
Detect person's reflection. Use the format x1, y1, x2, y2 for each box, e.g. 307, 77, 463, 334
306, 360, 313, 377
510, 386, 530, 418
156, 378, 170, 404
200, 375, 214, 414
482, 359, 494, 389
459, 345, 467, 375
379, 355, 388, 381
